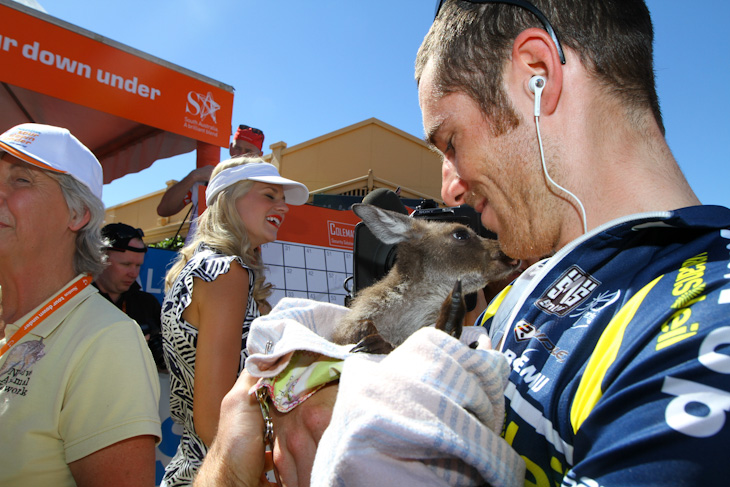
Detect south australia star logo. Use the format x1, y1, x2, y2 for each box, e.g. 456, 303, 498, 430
186, 91, 221, 123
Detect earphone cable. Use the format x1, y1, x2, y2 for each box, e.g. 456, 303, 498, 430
535, 114, 588, 234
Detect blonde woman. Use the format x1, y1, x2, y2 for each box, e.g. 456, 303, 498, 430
160, 158, 308, 486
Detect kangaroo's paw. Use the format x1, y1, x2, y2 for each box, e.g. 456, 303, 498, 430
435, 279, 465, 339
350, 333, 395, 354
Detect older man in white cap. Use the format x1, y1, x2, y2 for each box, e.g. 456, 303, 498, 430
0, 123, 161, 486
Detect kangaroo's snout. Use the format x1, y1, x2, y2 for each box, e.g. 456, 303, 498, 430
481, 239, 522, 282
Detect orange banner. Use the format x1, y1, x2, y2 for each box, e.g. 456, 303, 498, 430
0, 4, 233, 147
277, 205, 361, 251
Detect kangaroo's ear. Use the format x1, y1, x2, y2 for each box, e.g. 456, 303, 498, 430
352, 204, 416, 245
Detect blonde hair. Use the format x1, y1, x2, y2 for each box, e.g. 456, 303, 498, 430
165, 156, 272, 314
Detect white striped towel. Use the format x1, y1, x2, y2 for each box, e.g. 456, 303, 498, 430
245, 298, 526, 487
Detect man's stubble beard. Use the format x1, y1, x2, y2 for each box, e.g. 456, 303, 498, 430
482, 121, 565, 261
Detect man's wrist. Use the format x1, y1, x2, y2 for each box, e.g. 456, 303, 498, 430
196, 446, 247, 487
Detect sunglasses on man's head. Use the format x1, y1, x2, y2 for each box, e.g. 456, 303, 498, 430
433, 0, 566, 64
238, 125, 263, 136
111, 226, 144, 241
104, 225, 146, 252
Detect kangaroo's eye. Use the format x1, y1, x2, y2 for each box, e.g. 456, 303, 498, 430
452, 229, 470, 240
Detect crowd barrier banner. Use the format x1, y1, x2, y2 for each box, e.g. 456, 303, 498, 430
139, 248, 176, 305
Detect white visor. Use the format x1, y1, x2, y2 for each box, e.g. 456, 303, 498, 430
205, 162, 309, 206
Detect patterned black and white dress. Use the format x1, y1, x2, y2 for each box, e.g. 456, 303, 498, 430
161, 243, 260, 486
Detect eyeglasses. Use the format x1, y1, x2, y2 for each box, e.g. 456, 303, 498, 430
433, 0, 566, 64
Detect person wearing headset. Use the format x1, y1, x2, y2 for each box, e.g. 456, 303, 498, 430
195, 1, 730, 486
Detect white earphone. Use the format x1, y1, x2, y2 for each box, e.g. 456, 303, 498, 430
529, 75, 546, 117
528, 74, 588, 235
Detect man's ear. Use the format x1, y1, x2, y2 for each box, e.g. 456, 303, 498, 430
69, 207, 91, 231
511, 27, 563, 116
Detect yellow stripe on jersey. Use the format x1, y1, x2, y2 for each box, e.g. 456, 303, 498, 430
570, 274, 664, 434
479, 284, 513, 326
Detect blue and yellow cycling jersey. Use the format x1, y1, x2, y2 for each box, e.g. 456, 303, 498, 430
479, 205, 730, 486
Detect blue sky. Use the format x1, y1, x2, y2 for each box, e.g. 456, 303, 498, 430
31, 0, 730, 209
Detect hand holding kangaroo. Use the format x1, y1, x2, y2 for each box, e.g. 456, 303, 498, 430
333, 203, 520, 353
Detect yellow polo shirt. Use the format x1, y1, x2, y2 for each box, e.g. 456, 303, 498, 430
0, 275, 161, 487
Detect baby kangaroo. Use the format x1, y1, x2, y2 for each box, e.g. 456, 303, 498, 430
333, 203, 520, 353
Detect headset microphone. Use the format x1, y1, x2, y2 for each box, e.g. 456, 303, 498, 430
529, 75, 546, 117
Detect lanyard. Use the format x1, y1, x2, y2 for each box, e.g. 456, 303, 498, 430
0, 275, 92, 359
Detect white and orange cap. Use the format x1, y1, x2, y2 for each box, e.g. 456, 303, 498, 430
206, 162, 309, 206
0, 123, 103, 199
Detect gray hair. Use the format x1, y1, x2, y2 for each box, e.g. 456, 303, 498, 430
48, 171, 108, 278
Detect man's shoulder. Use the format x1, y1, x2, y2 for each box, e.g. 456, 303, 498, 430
125, 284, 155, 298
124, 282, 158, 300
74, 292, 138, 327
51, 292, 143, 350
